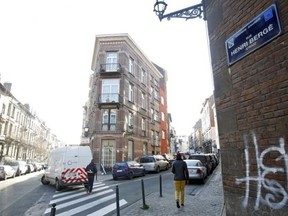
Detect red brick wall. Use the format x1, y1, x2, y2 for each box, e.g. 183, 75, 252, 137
206, 0, 288, 214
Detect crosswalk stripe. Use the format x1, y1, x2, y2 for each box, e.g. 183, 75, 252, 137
49, 185, 109, 204
87, 199, 128, 216
52, 183, 105, 198
55, 194, 116, 216
44, 189, 113, 214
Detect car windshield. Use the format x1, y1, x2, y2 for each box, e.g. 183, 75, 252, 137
185, 160, 198, 166
140, 157, 155, 163
113, 162, 127, 168
10, 162, 19, 166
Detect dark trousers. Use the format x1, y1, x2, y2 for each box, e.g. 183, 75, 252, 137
87, 175, 95, 193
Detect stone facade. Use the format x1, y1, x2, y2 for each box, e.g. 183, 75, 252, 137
206, 0, 288, 215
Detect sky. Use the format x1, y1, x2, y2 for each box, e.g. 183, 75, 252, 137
0, 0, 214, 144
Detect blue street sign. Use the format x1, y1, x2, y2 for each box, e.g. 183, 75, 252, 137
225, 3, 282, 65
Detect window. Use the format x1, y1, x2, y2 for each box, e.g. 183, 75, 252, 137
151, 108, 154, 121
128, 112, 133, 127
161, 112, 165, 121
141, 118, 146, 131
128, 140, 134, 161
154, 89, 158, 100
141, 92, 146, 109
102, 79, 119, 103
106, 52, 118, 72
129, 57, 134, 74
161, 96, 164, 105
156, 132, 159, 146
129, 83, 134, 102
162, 130, 165, 139
141, 69, 146, 84
102, 109, 116, 130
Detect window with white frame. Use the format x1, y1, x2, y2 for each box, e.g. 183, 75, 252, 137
156, 132, 159, 146
161, 112, 165, 121
129, 83, 134, 102
106, 52, 118, 72
154, 89, 158, 100
141, 118, 146, 131
129, 57, 134, 74
161, 96, 164, 105
162, 130, 165, 139
102, 79, 119, 103
141, 92, 146, 109
151, 108, 154, 121
103, 109, 116, 124
128, 112, 133, 127
141, 69, 146, 84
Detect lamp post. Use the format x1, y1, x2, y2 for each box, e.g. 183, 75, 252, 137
153, 0, 206, 21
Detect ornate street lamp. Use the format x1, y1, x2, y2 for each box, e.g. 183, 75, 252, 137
153, 0, 206, 21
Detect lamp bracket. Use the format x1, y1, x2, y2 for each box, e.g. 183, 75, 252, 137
156, 1, 206, 21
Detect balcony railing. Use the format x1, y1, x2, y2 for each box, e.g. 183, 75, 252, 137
100, 63, 122, 73
98, 93, 122, 109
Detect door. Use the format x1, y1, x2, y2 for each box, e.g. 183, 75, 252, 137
101, 140, 116, 172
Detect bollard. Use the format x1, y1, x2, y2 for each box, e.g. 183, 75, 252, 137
116, 185, 120, 216
141, 179, 146, 207
159, 174, 163, 197
50, 203, 56, 216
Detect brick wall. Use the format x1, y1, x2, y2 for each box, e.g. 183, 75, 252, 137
206, 0, 288, 214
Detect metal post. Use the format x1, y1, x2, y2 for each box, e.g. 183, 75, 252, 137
159, 174, 163, 197
50, 203, 56, 216
116, 185, 120, 216
141, 179, 146, 207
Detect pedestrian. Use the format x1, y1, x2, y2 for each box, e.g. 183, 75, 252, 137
172, 152, 189, 208
85, 159, 98, 194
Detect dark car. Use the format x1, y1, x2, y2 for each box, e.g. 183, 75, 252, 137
112, 161, 146, 180
189, 154, 213, 175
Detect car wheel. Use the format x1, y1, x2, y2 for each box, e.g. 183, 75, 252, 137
55, 179, 62, 191
142, 170, 145, 176
41, 175, 50, 185
156, 166, 160, 173
128, 172, 133, 180
113, 176, 118, 180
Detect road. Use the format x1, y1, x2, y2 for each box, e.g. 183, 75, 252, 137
0, 169, 211, 216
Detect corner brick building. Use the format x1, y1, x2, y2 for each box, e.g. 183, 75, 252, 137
206, 0, 288, 215
82, 34, 169, 171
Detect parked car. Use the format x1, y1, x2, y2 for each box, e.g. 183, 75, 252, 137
25, 164, 35, 174
10, 160, 27, 176
184, 159, 207, 184
189, 154, 213, 175
140, 155, 170, 173
112, 161, 145, 180
207, 154, 217, 171
0, 165, 16, 180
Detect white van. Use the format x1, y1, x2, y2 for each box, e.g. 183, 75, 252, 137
41, 145, 92, 191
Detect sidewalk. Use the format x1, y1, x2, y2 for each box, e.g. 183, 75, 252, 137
98, 165, 226, 216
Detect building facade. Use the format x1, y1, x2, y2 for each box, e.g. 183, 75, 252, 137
82, 34, 168, 171
0, 82, 63, 164
206, 0, 288, 214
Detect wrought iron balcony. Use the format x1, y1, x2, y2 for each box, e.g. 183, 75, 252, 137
98, 93, 122, 109
100, 63, 122, 74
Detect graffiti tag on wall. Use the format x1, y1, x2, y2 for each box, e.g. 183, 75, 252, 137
235, 132, 288, 210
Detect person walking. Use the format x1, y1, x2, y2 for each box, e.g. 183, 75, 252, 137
85, 159, 98, 194
172, 152, 189, 208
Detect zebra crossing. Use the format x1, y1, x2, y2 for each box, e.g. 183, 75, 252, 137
44, 182, 127, 216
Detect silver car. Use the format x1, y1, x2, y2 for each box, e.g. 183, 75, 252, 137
140, 155, 170, 173
0, 165, 16, 180
184, 159, 207, 184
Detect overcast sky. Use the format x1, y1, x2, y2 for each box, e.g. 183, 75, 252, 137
0, 0, 213, 144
